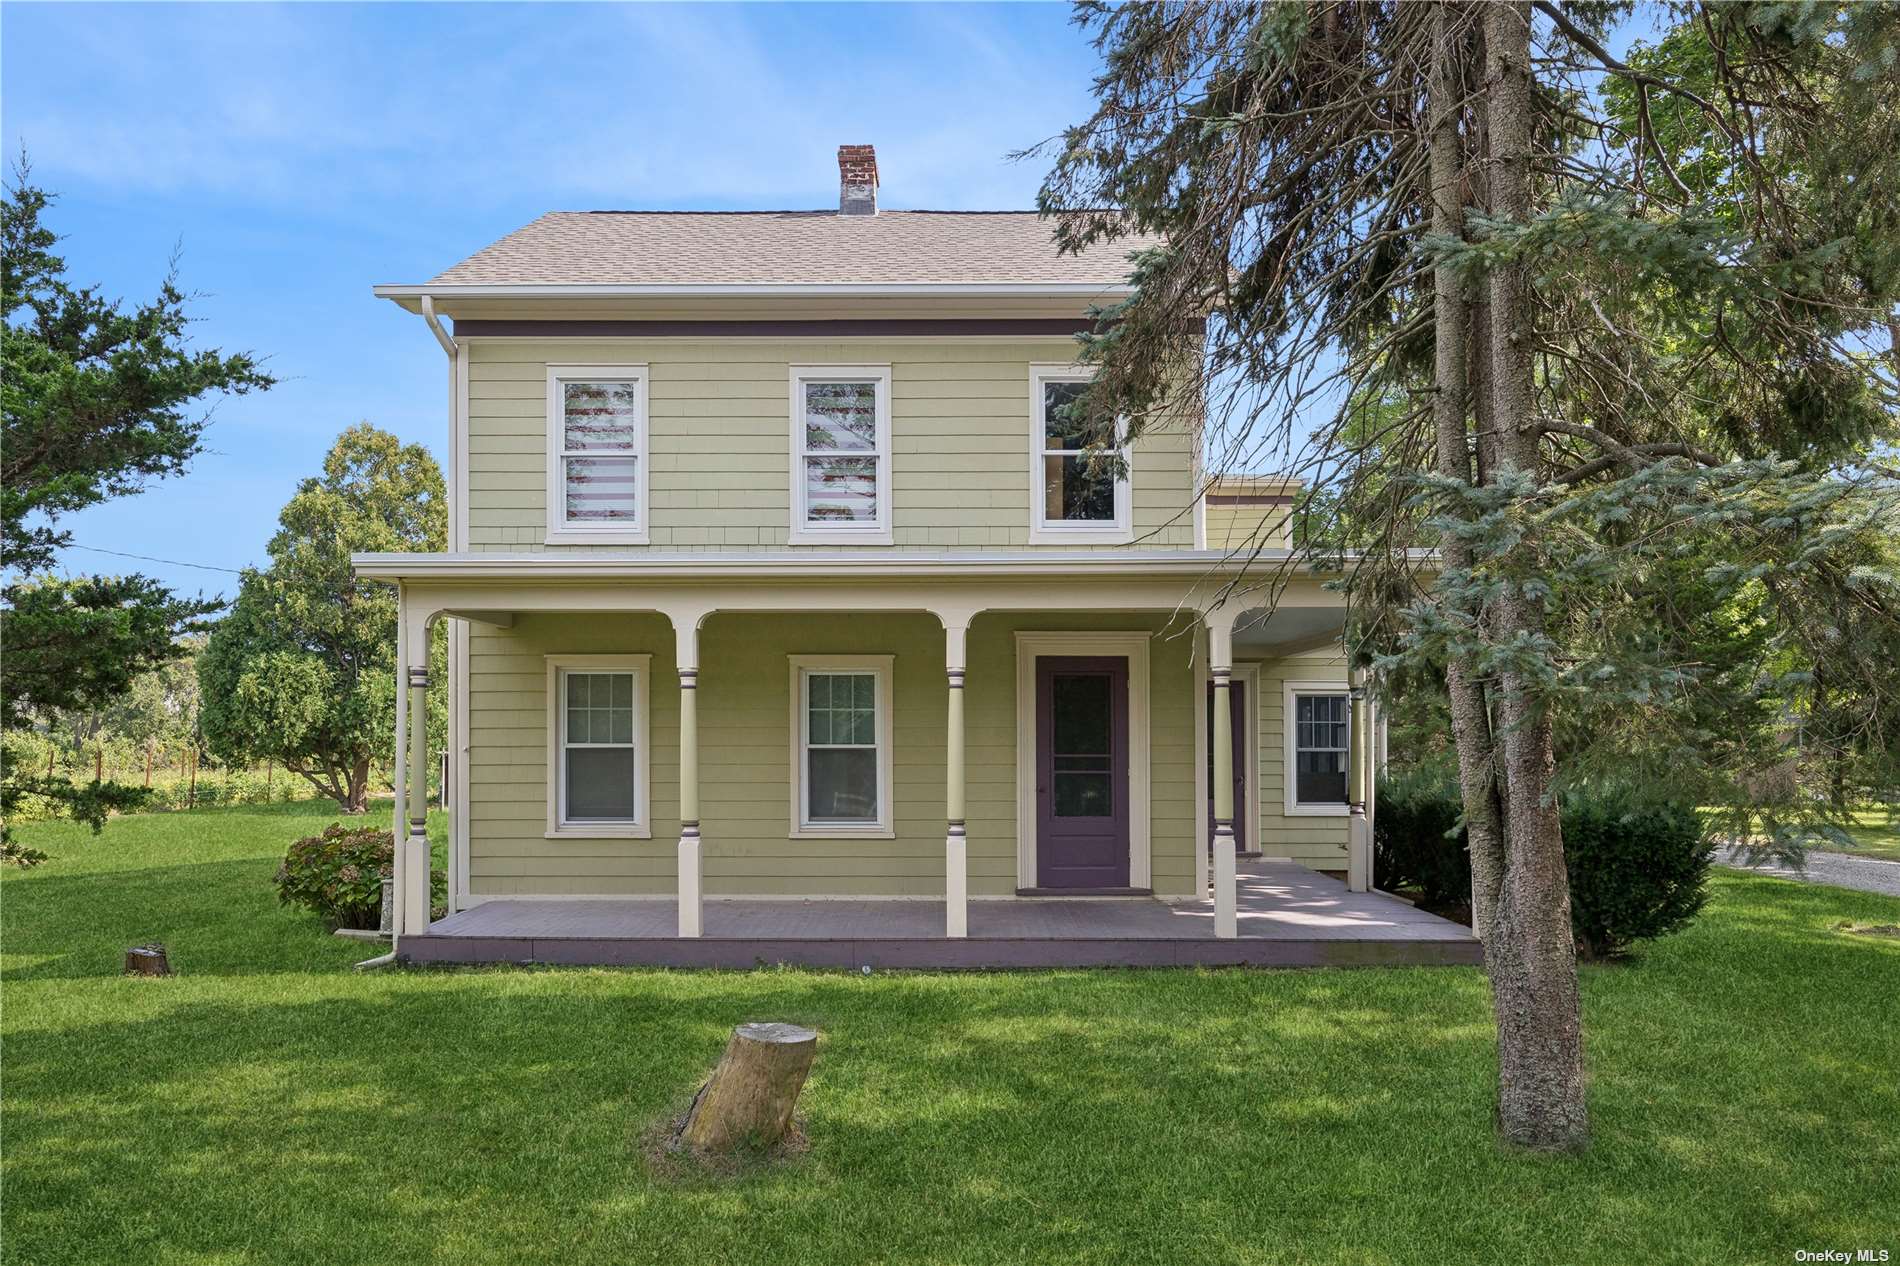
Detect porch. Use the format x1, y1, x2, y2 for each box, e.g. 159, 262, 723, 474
400, 859, 1480, 968
356, 549, 1394, 957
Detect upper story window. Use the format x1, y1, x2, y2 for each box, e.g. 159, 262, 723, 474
1029, 365, 1131, 544
546, 365, 649, 545
789, 365, 892, 545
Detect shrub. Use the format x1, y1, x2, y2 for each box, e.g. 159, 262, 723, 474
274, 823, 392, 929
1373, 778, 1714, 958
1562, 788, 1713, 959
1373, 771, 1472, 910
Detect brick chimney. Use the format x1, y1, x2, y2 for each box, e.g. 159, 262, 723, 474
838, 144, 878, 216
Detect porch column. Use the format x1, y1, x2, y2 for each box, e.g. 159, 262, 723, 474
1209, 612, 1239, 938
942, 614, 972, 939
675, 616, 703, 938
400, 608, 434, 937
1347, 667, 1372, 893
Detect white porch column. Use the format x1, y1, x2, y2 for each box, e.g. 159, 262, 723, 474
390, 594, 409, 939
675, 614, 704, 938
1347, 666, 1372, 893
400, 607, 434, 937
942, 614, 973, 939
1208, 612, 1239, 938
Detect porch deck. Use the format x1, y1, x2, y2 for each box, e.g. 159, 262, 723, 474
402, 861, 1480, 969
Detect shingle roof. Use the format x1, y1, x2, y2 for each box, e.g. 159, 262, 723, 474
427, 211, 1148, 287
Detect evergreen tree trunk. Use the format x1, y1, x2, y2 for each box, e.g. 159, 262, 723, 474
1430, 0, 1508, 943
1481, 0, 1588, 1153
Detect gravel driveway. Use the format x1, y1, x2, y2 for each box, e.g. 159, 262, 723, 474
1717, 845, 1900, 898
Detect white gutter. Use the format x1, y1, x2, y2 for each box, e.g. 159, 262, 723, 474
374, 282, 1135, 301
418, 294, 458, 357
345, 549, 1396, 584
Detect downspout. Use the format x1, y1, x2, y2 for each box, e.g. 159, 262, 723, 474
419, 293, 457, 358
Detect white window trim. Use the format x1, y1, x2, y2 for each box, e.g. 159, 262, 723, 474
1282, 678, 1351, 817
545, 364, 650, 545
545, 654, 652, 838
788, 654, 895, 839
788, 365, 893, 545
1027, 363, 1133, 545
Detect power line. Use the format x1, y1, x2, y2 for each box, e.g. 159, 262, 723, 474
64, 544, 246, 575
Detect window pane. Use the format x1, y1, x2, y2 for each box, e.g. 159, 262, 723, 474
1052, 673, 1112, 756
808, 748, 877, 822
805, 684, 828, 745
1042, 381, 1091, 448
1042, 454, 1116, 523
1296, 751, 1347, 805
804, 456, 878, 523
564, 455, 638, 523
563, 382, 641, 452
1054, 770, 1112, 817
566, 746, 637, 820
803, 381, 878, 451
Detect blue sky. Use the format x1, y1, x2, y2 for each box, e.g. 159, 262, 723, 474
3, 2, 1105, 596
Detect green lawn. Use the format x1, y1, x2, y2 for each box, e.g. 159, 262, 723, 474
4, 803, 1896, 1265
1824, 805, 1900, 862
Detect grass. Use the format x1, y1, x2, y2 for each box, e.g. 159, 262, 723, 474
4, 802, 1897, 1266
1821, 805, 1900, 863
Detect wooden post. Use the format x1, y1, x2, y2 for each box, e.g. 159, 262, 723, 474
1348, 670, 1372, 893
187, 750, 198, 808
95, 747, 104, 783
943, 616, 970, 939
676, 617, 704, 939
1209, 615, 1238, 938
403, 661, 432, 934
144, 743, 154, 788
677, 1022, 818, 1152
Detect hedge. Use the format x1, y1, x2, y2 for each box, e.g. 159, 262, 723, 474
1374, 775, 1714, 957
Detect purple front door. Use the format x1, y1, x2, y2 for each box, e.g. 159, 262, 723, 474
1035, 656, 1131, 889
1206, 680, 1247, 852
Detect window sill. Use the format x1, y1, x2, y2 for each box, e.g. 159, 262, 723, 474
788, 826, 896, 841
1282, 804, 1351, 818
546, 825, 653, 840
1027, 525, 1134, 546
544, 527, 649, 547
788, 528, 893, 547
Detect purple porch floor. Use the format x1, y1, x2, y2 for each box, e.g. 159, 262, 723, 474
404, 860, 1480, 969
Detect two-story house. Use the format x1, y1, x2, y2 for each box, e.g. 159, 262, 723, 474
356, 146, 1464, 968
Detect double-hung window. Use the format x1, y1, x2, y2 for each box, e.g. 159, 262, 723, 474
1029, 365, 1131, 543
789, 366, 891, 544
789, 656, 894, 836
546, 365, 649, 544
546, 655, 650, 837
1284, 682, 1351, 814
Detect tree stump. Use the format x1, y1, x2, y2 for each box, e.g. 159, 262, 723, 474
676, 1022, 818, 1152
123, 944, 171, 976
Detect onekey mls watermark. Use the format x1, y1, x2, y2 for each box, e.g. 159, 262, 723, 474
1794, 1252, 1890, 1263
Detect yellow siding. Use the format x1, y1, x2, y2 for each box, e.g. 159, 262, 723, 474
465, 609, 1200, 899
464, 338, 1197, 551
1204, 500, 1292, 552
1249, 647, 1352, 870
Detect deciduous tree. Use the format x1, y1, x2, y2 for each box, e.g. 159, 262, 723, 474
198, 425, 445, 813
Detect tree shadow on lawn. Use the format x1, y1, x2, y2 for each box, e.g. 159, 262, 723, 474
6, 934, 1896, 1266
